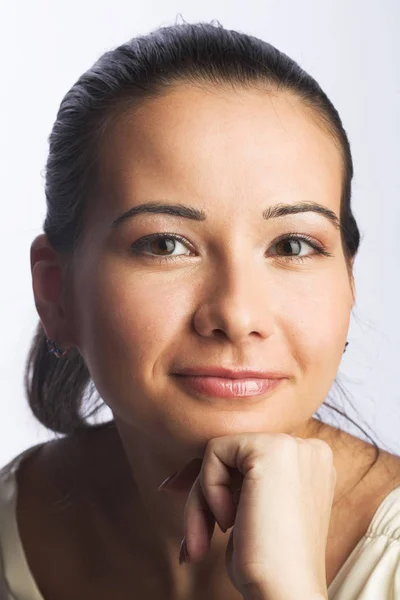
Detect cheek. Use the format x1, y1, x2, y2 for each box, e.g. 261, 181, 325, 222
76, 263, 192, 387
279, 268, 351, 368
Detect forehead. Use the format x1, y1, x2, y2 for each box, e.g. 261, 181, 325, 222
97, 85, 343, 217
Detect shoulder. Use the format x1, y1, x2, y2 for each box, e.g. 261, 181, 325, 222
0, 439, 73, 563
0, 431, 108, 598
343, 445, 400, 544
0, 443, 47, 483
0, 442, 51, 600
329, 475, 400, 599
13, 423, 131, 523
3, 425, 133, 598
361, 449, 400, 516
328, 449, 400, 598
0, 442, 49, 529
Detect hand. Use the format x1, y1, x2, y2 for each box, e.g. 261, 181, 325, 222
158, 433, 335, 599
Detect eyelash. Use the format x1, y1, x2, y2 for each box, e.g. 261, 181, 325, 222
129, 232, 333, 264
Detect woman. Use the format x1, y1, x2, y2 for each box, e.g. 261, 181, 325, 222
1, 20, 400, 600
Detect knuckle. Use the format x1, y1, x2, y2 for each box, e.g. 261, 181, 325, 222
272, 433, 299, 454
281, 433, 299, 447
307, 438, 334, 460
204, 436, 221, 459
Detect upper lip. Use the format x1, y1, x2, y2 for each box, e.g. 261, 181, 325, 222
173, 366, 288, 379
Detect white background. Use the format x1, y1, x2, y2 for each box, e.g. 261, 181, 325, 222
0, 0, 399, 466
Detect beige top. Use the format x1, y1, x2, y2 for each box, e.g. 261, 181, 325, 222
1, 444, 400, 599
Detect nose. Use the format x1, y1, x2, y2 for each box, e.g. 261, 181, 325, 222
192, 255, 275, 344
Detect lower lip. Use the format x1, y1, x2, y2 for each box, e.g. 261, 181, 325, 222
173, 375, 284, 398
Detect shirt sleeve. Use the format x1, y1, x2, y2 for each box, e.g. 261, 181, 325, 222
328, 533, 400, 599
328, 484, 400, 600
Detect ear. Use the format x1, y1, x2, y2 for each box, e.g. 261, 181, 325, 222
30, 234, 78, 348
348, 257, 356, 308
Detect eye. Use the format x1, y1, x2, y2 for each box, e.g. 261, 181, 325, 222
129, 232, 332, 264
269, 234, 331, 262
130, 233, 193, 263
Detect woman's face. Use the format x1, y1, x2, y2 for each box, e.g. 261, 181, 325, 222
68, 85, 354, 454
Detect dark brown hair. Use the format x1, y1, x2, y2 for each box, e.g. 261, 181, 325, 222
24, 19, 384, 479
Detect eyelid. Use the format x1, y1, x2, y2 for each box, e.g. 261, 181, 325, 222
130, 232, 192, 251
130, 231, 332, 261
131, 230, 324, 248
269, 232, 324, 252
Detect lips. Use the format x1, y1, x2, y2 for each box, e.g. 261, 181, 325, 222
173, 366, 288, 379
174, 375, 284, 398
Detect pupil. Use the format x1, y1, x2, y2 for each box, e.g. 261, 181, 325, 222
151, 238, 175, 255
280, 239, 300, 255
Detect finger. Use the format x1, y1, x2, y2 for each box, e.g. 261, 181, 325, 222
158, 458, 202, 494
158, 459, 219, 563
225, 527, 236, 585
183, 474, 218, 562
199, 442, 241, 534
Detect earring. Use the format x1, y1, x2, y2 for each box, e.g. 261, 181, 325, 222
343, 341, 349, 354
46, 338, 69, 359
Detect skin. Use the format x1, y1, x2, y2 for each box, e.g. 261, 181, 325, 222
31, 84, 361, 598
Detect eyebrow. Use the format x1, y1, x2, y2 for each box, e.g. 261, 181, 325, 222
111, 201, 341, 231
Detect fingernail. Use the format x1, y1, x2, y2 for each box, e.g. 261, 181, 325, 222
179, 537, 190, 565
220, 522, 228, 533
157, 471, 179, 492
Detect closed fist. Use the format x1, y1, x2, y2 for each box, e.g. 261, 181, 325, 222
159, 432, 336, 599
